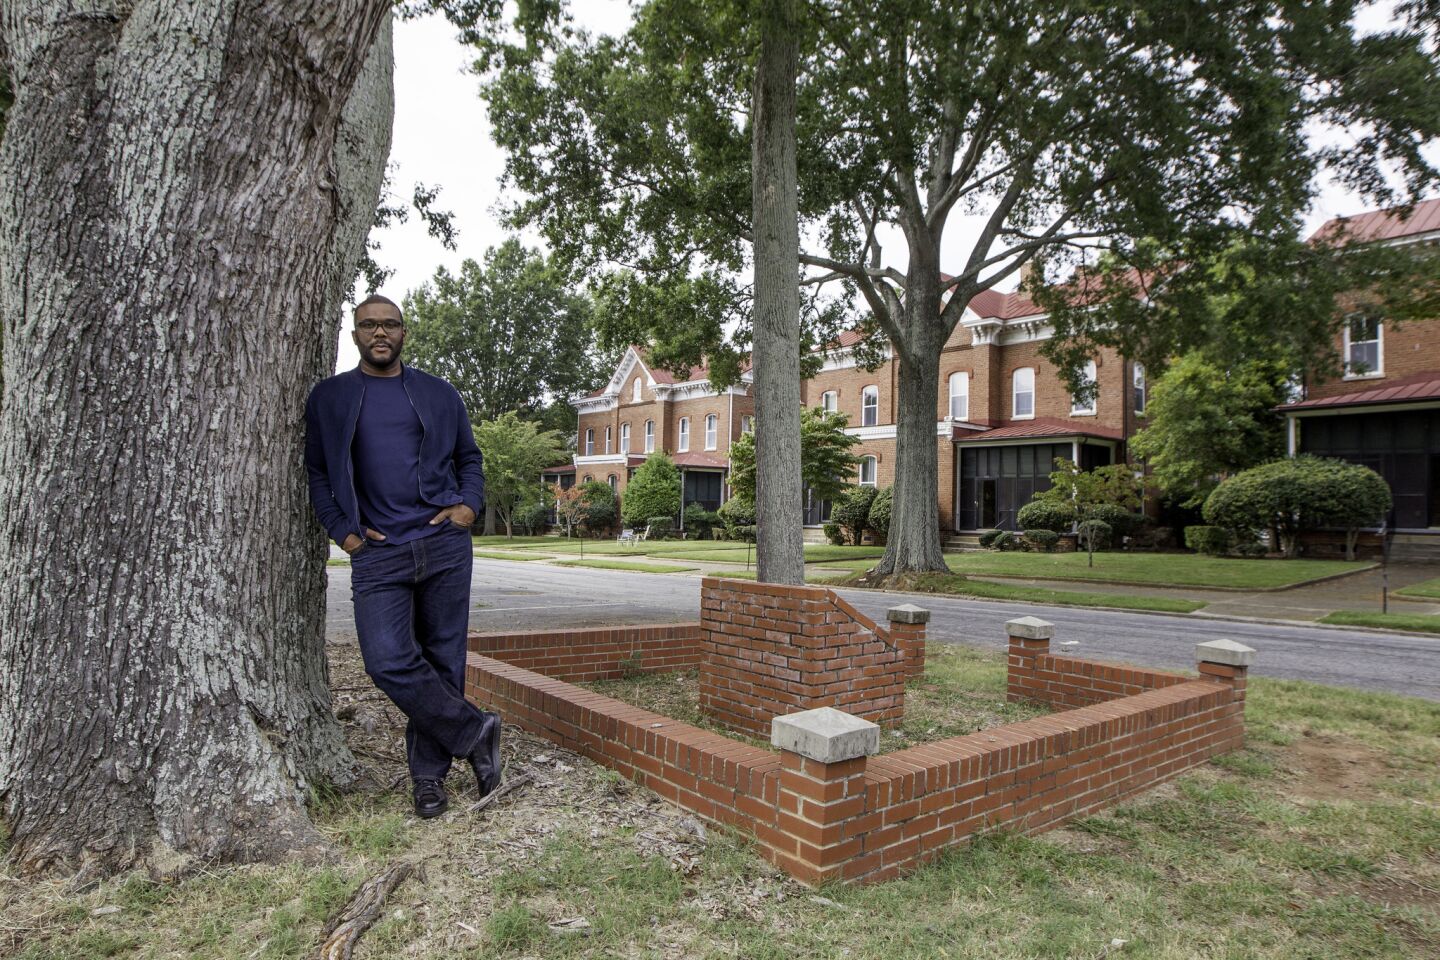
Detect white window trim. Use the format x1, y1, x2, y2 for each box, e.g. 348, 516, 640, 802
741, 415, 753, 435
704, 414, 718, 450
678, 417, 690, 452
1343, 317, 1384, 380
584, 429, 594, 456
620, 423, 630, 454
821, 390, 837, 413
861, 386, 879, 427
644, 419, 655, 453
858, 455, 877, 487
1013, 368, 1036, 420
948, 372, 969, 421
604, 426, 612, 453
1133, 363, 1147, 417
1070, 360, 1097, 416
632, 377, 643, 401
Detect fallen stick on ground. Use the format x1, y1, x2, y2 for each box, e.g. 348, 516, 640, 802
468, 772, 533, 814
315, 861, 416, 960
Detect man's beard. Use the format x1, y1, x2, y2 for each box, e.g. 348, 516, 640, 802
361, 340, 402, 370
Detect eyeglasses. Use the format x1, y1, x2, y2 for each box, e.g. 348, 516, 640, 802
357, 319, 403, 334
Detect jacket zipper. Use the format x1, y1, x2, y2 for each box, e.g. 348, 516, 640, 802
400, 368, 429, 502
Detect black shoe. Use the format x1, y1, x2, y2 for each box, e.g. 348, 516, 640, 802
468, 712, 503, 798
413, 778, 448, 819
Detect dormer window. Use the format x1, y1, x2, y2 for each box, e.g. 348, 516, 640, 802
1345, 315, 1382, 377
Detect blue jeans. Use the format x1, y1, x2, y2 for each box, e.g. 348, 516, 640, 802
350, 522, 486, 781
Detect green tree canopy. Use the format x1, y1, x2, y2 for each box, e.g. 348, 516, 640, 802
474, 411, 569, 537
727, 406, 862, 502
1130, 354, 1289, 508
621, 452, 683, 527
426, 0, 1439, 575
403, 238, 618, 431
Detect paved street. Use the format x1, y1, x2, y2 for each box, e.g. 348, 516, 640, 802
325, 558, 1440, 701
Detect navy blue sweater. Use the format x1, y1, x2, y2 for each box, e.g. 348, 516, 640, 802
304, 365, 485, 547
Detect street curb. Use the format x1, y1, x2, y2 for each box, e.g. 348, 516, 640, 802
924, 562, 1380, 593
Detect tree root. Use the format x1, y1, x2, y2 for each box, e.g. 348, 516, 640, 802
316, 860, 417, 960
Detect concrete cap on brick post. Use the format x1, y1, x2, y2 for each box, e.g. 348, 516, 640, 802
771, 707, 879, 764
1195, 639, 1256, 667
887, 604, 931, 625
1005, 616, 1054, 640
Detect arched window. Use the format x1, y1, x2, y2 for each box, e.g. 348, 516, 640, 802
1070, 360, 1097, 415
620, 423, 631, 453
644, 419, 655, 453
1013, 368, 1035, 419
1133, 363, 1146, 416
858, 455, 877, 487
604, 425, 612, 453
607, 474, 618, 491
704, 414, 718, 450
632, 377, 643, 402
584, 428, 594, 456
948, 372, 969, 421
821, 390, 837, 413
861, 385, 879, 426
741, 415, 754, 434
678, 417, 690, 451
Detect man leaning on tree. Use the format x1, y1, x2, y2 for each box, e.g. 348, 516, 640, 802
304, 293, 502, 819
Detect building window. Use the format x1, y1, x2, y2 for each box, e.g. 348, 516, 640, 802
632, 377, 643, 402
584, 428, 594, 456
1133, 363, 1146, 416
678, 417, 690, 452
1070, 360, 1097, 415
604, 426, 612, 453
644, 419, 655, 453
948, 371, 969, 420
861, 386, 879, 426
741, 415, 754, 434
704, 414, 718, 450
858, 455, 877, 487
607, 474, 618, 491
1345, 315, 1382, 376
620, 423, 630, 453
821, 390, 837, 413
1013, 368, 1035, 419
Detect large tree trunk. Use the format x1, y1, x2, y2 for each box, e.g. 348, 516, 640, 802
750, 0, 804, 586
874, 265, 948, 576
0, 1, 393, 875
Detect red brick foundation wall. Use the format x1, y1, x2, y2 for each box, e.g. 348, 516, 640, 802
469, 623, 702, 683
699, 578, 912, 737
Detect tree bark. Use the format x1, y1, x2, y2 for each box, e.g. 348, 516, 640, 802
0, 1, 393, 875
484, 502, 498, 536
750, 0, 804, 586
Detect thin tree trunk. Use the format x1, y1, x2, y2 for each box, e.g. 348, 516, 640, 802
0, 1, 393, 875
484, 502, 498, 536
751, 0, 804, 586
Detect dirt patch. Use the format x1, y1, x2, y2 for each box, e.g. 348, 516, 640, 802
1282, 733, 1397, 803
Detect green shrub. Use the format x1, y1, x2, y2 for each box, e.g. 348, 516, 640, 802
991, 530, 1017, 551
1233, 541, 1268, 557
1086, 503, 1144, 538
977, 529, 1002, 548
717, 493, 756, 538
734, 524, 758, 543
682, 504, 720, 539
646, 516, 675, 539
1077, 519, 1112, 552
1016, 500, 1073, 533
1022, 529, 1060, 552
578, 480, 617, 533
823, 522, 846, 546
514, 501, 550, 536
867, 487, 893, 539
833, 486, 879, 545
1184, 525, 1231, 556
621, 453, 682, 528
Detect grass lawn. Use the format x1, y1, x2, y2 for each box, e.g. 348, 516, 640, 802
554, 558, 700, 574
473, 550, 548, 561
471, 535, 566, 548
513, 539, 750, 557
659, 544, 886, 563
8, 644, 1437, 959
946, 551, 1368, 590
1318, 610, 1440, 634
1396, 576, 1440, 600
854, 571, 1207, 613
710, 569, 858, 584
324, 557, 349, 566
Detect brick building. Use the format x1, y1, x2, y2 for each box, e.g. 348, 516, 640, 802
1278, 198, 1440, 557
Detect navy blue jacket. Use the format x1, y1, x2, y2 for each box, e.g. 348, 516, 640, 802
304, 365, 485, 546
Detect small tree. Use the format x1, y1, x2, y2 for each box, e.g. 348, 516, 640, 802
728, 407, 862, 503
1205, 456, 1390, 559
578, 480, 617, 535
1315, 462, 1391, 561
552, 483, 586, 538
867, 487, 893, 541
833, 487, 879, 546
475, 411, 568, 537
1037, 459, 1144, 567
621, 452, 682, 528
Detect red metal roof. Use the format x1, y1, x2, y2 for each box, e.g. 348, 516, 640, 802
670, 452, 729, 469
1277, 372, 1440, 412
1309, 197, 1440, 245
542, 464, 576, 475
952, 418, 1124, 443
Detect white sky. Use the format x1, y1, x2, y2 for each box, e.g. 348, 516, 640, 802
342, 4, 1436, 372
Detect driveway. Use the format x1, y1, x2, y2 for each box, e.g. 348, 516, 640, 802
324, 558, 1440, 702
